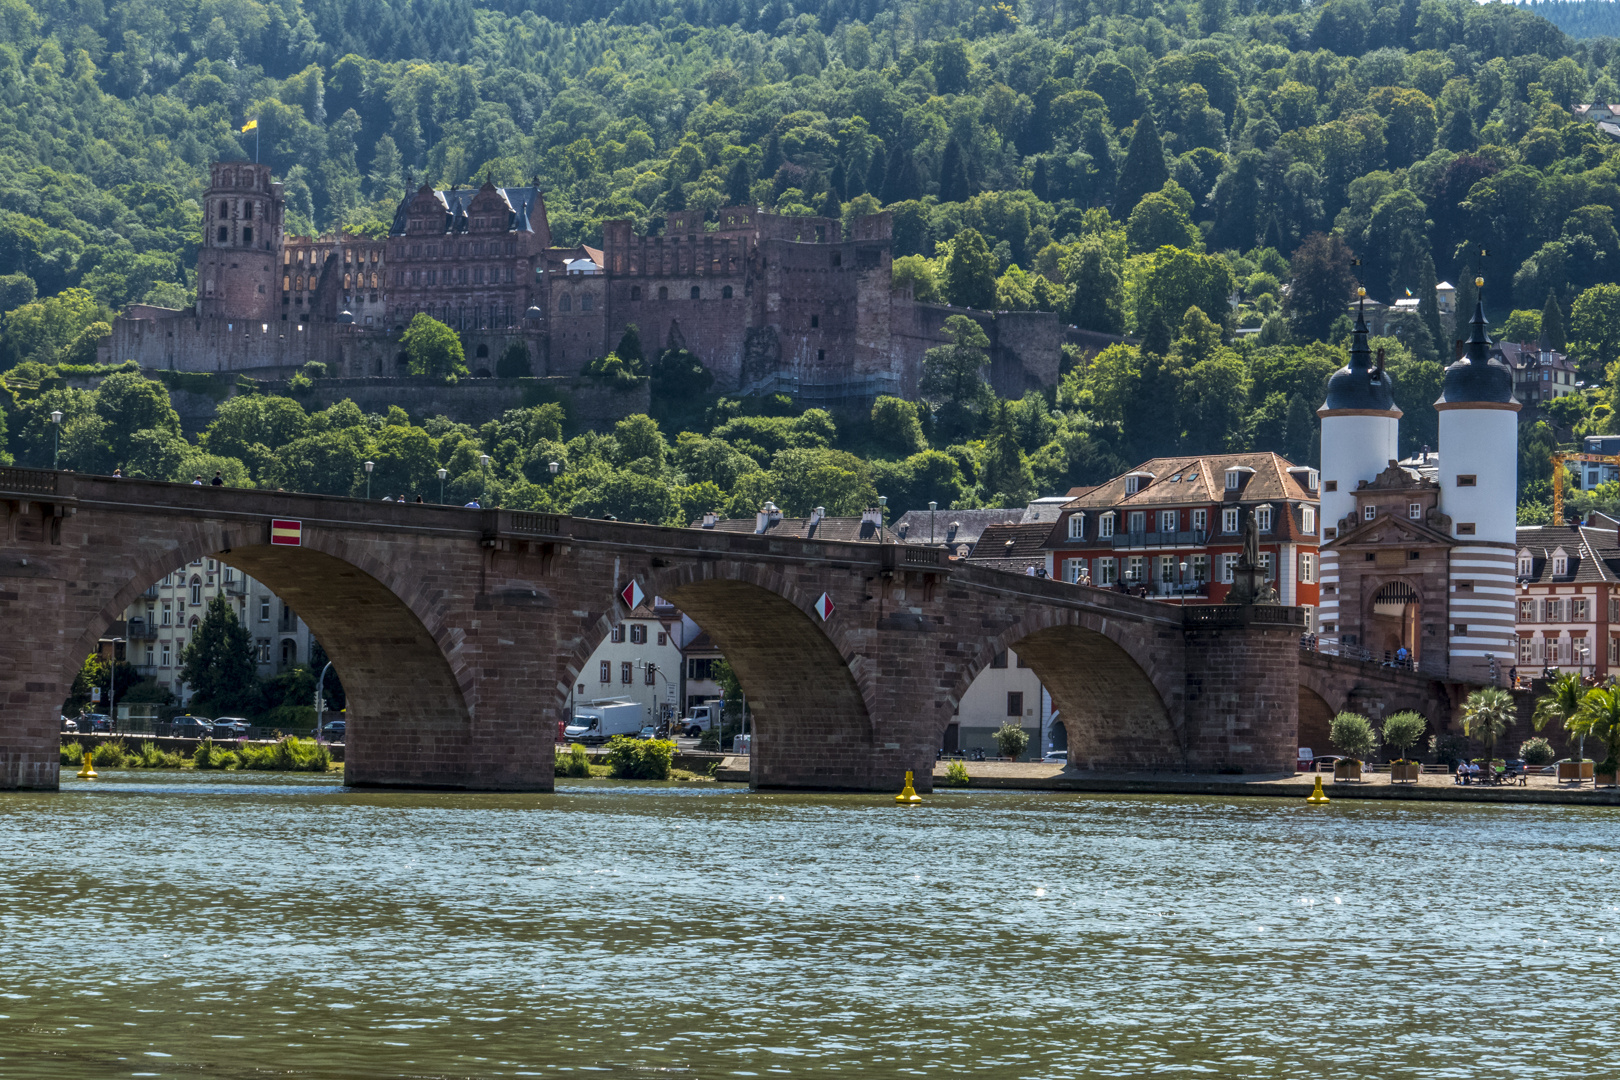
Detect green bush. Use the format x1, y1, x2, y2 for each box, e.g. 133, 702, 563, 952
1429, 733, 1472, 768
555, 743, 591, 778
1381, 711, 1427, 762
238, 737, 330, 772
60, 742, 83, 766
1520, 737, 1556, 766
993, 721, 1029, 760
132, 740, 183, 768
91, 740, 128, 767
1330, 712, 1378, 763
697, 728, 720, 751
945, 759, 970, 786
605, 735, 675, 780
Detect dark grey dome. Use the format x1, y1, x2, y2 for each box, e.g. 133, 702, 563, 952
1320, 302, 1396, 413
1437, 300, 1516, 407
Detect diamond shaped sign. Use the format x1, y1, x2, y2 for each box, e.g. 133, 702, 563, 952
621, 579, 646, 610
814, 592, 835, 621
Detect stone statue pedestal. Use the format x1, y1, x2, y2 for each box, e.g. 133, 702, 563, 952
1227, 567, 1268, 605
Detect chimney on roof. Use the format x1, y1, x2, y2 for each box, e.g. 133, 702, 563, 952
809, 506, 825, 529
755, 501, 782, 534
701, 510, 717, 528
860, 505, 883, 526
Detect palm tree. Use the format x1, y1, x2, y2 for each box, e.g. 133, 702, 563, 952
1533, 670, 1588, 761
1462, 686, 1517, 775
1570, 688, 1620, 773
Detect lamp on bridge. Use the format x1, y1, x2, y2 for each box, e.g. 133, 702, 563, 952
364, 459, 375, 500
49, 409, 62, 469
479, 454, 492, 505
928, 500, 937, 544
437, 467, 448, 504
549, 461, 561, 479
1180, 561, 1188, 608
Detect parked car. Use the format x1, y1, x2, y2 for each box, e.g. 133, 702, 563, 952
211, 717, 251, 738
59, 716, 78, 734
82, 713, 111, 733
1043, 750, 1068, 763
170, 715, 212, 738
320, 720, 346, 741
1312, 755, 1343, 772
1297, 747, 1315, 772
636, 725, 659, 740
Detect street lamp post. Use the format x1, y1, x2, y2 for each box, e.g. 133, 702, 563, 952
364, 459, 375, 500
437, 467, 448, 504
49, 409, 62, 469
549, 460, 560, 479
314, 660, 333, 739
877, 495, 887, 545
479, 453, 492, 506
1179, 561, 1188, 609
928, 500, 937, 544
107, 637, 124, 731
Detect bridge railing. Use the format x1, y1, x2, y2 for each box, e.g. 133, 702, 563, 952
1183, 604, 1306, 627
0, 466, 59, 496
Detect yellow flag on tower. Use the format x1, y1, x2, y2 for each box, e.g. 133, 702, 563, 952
241, 118, 258, 133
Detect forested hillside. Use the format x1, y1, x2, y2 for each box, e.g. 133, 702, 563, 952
3, 0, 1620, 519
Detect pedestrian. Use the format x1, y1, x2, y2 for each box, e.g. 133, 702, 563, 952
210, 471, 224, 486
464, 499, 481, 509
1024, 565, 1036, 577
110, 468, 122, 479
191, 475, 204, 485
414, 494, 424, 503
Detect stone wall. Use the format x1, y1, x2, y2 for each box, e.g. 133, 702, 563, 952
264, 375, 651, 431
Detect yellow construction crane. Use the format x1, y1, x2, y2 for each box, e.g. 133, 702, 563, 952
1551, 452, 1619, 525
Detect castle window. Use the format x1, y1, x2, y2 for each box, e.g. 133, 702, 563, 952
722, 286, 733, 299
282, 275, 290, 291
691, 286, 701, 299
1456, 475, 1477, 487
581, 294, 593, 311
559, 294, 571, 312
243, 227, 252, 243
1409, 502, 1422, 519
832, 252, 842, 267
217, 226, 228, 243
473, 268, 484, 284
811, 314, 819, 328
659, 287, 669, 300
632, 286, 642, 300
1364, 505, 1376, 521
1457, 523, 1477, 536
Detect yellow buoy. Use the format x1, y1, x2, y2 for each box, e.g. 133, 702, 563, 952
895, 769, 922, 804
77, 749, 97, 779
1305, 775, 1329, 804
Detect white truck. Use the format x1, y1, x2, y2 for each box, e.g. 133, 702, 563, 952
680, 703, 719, 737
564, 700, 644, 745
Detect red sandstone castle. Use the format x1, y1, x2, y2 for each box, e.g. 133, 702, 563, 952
103, 162, 1068, 403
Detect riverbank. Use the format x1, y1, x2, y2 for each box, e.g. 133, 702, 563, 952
931, 761, 1620, 805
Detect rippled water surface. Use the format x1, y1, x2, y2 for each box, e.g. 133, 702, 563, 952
2, 772, 1618, 1079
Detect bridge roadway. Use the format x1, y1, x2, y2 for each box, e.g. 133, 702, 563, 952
0, 467, 1455, 792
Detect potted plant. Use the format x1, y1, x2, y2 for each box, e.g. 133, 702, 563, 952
993, 721, 1029, 762
1519, 737, 1555, 771
1329, 711, 1377, 782
1461, 687, 1515, 781
1382, 710, 1427, 782
1533, 672, 1593, 782
1569, 687, 1620, 788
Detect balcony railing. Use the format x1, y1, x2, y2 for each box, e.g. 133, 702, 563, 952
1109, 529, 1210, 549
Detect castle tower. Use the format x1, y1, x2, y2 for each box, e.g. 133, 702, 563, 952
196, 162, 283, 320
1436, 280, 1520, 682
1316, 293, 1401, 642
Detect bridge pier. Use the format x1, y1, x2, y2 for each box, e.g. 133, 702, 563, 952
1180, 606, 1302, 774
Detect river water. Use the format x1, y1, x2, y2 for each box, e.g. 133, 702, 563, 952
1, 772, 1616, 1079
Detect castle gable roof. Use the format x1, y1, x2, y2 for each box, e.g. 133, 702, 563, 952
1327, 509, 1455, 550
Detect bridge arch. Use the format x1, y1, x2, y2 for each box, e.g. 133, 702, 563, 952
558, 558, 881, 789
948, 606, 1185, 771
66, 524, 479, 788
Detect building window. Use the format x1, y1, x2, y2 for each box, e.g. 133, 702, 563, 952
600, 660, 611, 683
257, 640, 270, 664
1456, 475, 1477, 487
1097, 557, 1117, 585
1067, 513, 1085, 540
559, 293, 571, 312
690, 286, 701, 299
581, 294, 593, 311
259, 599, 270, 622
1520, 598, 1537, 621
1300, 552, 1316, 583
1408, 502, 1423, 520
1521, 637, 1536, 663
658, 286, 669, 300
1553, 554, 1568, 575
688, 658, 715, 681
1256, 507, 1273, 532
811, 314, 819, 328
1193, 509, 1207, 532
1456, 522, 1476, 536
1454, 623, 1469, 638
1302, 507, 1315, 535
990, 650, 1008, 669
1324, 480, 1338, 492
1547, 599, 1564, 622
645, 663, 657, 685
1575, 638, 1591, 666
160, 643, 171, 667
1259, 552, 1273, 580
1222, 553, 1238, 583
630, 624, 647, 644
1007, 691, 1024, 718
619, 661, 632, 685
1159, 554, 1175, 582
161, 601, 172, 626
1222, 508, 1239, 533
1160, 510, 1178, 533
1126, 555, 1144, 582
1519, 556, 1533, 576
611, 625, 625, 643
1128, 511, 1146, 534
657, 632, 667, 646
1099, 513, 1115, 539
190, 577, 202, 605
722, 286, 733, 298
1191, 554, 1208, 581
1063, 558, 1084, 582
1364, 505, 1377, 521
1574, 599, 1589, 622
1611, 598, 1619, 622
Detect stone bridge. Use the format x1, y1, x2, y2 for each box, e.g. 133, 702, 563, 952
1297, 651, 1467, 754
2, 467, 1325, 792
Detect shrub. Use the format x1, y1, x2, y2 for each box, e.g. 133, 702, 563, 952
1429, 733, 1471, 768
993, 721, 1029, 760
212, 750, 240, 770
945, 759, 970, 786
1520, 737, 1556, 766
239, 737, 330, 772
91, 740, 128, 767
133, 741, 183, 768
193, 739, 222, 769
1381, 711, 1427, 762
60, 742, 83, 766
1330, 712, 1378, 762
697, 728, 720, 751
555, 743, 591, 778
605, 735, 675, 780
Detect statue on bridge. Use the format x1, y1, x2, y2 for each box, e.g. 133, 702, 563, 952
1226, 507, 1278, 606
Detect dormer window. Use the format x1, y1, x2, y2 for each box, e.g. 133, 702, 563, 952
1225, 465, 1254, 490
1067, 513, 1085, 540
1518, 551, 1533, 577
1409, 502, 1422, 520
1553, 549, 1569, 576
1099, 512, 1116, 539
1123, 471, 1154, 495
1364, 505, 1377, 520
1256, 506, 1273, 532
